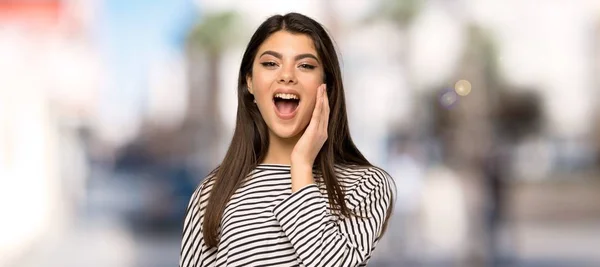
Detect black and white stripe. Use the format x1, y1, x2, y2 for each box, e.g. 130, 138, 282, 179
179, 164, 393, 267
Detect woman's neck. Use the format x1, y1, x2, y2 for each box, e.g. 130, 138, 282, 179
262, 131, 302, 165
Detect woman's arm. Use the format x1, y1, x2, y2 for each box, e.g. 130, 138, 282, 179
180, 178, 216, 267
180, 186, 201, 267
272, 167, 393, 267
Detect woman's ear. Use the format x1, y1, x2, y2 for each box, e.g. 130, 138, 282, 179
246, 75, 254, 95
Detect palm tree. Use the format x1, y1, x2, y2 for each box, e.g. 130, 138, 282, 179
184, 11, 241, 166
372, 0, 422, 27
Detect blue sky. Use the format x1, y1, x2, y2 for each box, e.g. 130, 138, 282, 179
95, 0, 198, 136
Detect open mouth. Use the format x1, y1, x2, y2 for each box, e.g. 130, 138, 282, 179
273, 93, 300, 116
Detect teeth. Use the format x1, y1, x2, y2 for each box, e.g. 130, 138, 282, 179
274, 93, 299, 100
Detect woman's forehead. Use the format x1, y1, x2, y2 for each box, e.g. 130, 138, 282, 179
257, 31, 318, 58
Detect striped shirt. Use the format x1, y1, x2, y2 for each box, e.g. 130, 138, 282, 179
179, 164, 393, 267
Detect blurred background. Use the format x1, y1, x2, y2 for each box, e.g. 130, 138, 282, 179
1, 0, 600, 266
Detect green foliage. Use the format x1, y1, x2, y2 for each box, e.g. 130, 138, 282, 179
188, 11, 242, 54
368, 0, 423, 27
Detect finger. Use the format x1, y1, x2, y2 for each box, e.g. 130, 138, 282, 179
312, 84, 324, 123
320, 85, 329, 134
323, 85, 330, 115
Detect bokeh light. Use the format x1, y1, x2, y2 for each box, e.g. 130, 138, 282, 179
454, 79, 472, 96
439, 88, 459, 108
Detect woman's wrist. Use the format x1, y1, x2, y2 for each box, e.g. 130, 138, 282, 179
290, 158, 313, 169
290, 162, 315, 192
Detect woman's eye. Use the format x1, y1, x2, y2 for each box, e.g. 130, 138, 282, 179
299, 64, 315, 70
260, 62, 278, 68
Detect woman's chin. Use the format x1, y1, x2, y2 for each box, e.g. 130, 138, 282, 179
271, 130, 299, 140
270, 125, 303, 140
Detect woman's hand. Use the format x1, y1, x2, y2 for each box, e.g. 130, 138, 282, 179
291, 83, 329, 169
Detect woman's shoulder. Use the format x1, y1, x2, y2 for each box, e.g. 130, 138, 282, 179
333, 164, 395, 214
188, 167, 219, 205
335, 164, 392, 183
199, 167, 219, 193
334, 164, 395, 195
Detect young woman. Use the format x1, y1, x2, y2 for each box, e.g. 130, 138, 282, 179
180, 12, 395, 267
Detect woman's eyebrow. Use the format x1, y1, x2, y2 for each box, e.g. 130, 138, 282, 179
259, 50, 320, 63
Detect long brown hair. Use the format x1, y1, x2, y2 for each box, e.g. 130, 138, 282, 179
202, 12, 392, 247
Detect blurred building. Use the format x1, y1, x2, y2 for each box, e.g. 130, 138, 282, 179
0, 0, 96, 265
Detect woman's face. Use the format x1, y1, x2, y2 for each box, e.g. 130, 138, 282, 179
247, 30, 325, 140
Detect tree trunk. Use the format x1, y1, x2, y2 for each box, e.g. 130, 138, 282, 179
205, 52, 221, 166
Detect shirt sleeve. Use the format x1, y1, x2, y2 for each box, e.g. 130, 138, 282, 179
179, 178, 216, 267
180, 184, 201, 267
271, 167, 394, 267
